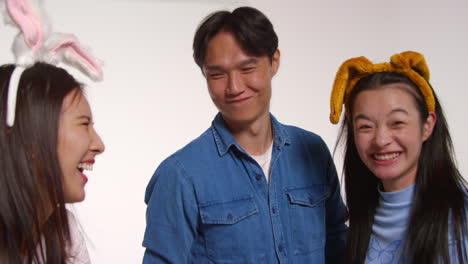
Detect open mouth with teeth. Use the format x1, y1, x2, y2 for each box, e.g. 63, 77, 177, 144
77, 163, 93, 183
77, 163, 93, 172
78, 162, 93, 183
373, 152, 401, 161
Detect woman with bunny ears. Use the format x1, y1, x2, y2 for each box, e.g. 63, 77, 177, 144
329, 51, 468, 264
0, 0, 104, 263
0, 63, 105, 264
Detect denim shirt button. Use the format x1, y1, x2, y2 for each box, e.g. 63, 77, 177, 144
272, 207, 276, 214
278, 245, 283, 252
255, 175, 262, 181
227, 213, 233, 221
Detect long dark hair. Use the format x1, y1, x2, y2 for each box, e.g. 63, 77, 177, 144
337, 72, 468, 264
0, 62, 83, 263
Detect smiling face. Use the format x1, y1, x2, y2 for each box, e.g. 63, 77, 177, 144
57, 90, 105, 203
202, 30, 280, 126
352, 83, 435, 191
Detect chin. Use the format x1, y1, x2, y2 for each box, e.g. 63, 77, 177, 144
375, 174, 398, 182
371, 169, 396, 179
76, 193, 86, 202
374, 171, 410, 188
66, 193, 86, 203
227, 112, 262, 124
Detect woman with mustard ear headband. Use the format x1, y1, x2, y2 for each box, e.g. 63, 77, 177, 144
330, 51, 468, 264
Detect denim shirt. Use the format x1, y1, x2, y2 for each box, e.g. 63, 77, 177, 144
143, 113, 347, 263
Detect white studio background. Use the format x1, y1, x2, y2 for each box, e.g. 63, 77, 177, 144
1, 0, 467, 263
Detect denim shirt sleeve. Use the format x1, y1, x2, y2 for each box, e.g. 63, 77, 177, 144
142, 156, 199, 263
321, 141, 348, 264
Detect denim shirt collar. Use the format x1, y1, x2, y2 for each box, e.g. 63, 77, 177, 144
211, 112, 291, 156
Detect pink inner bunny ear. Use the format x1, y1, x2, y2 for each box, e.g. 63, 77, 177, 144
6, 0, 43, 50
48, 36, 103, 81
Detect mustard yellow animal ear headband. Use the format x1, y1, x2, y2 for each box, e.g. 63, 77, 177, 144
329, 51, 435, 124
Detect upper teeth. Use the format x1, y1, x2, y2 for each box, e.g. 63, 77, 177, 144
374, 153, 400, 161
78, 163, 93, 171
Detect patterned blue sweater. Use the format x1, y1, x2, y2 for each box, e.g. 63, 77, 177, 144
365, 184, 467, 264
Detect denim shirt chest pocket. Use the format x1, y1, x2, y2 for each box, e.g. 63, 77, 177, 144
285, 184, 330, 255
199, 195, 266, 263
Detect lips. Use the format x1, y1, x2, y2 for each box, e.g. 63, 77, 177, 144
373, 152, 400, 161
371, 152, 401, 166
77, 159, 94, 183
226, 96, 252, 104
80, 172, 88, 184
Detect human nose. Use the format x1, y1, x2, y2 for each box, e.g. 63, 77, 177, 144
373, 127, 392, 147
90, 128, 105, 154
226, 72, 244, 96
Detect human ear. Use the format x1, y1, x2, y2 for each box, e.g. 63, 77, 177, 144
422, 111, 436, 142
271, 49, 280, 76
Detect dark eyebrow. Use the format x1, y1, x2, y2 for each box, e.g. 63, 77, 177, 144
238, 58, 258, 67
354, 114, 371, 122
205, 58, 258, 72
354, 108, 409, 122
388, 108, 409, 116
77, 115, 91, 122
205, 65, 223, 72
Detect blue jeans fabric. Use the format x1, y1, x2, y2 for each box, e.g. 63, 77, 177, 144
143, 113, 347, 263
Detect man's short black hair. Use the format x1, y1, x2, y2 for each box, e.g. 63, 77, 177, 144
193, 6, 279, 69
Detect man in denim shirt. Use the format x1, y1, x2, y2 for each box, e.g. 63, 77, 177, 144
143, 6, 347, 263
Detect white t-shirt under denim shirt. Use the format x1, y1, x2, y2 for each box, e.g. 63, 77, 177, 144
250, 141, 273, 182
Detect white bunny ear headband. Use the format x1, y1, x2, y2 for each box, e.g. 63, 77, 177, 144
1, 0, 103, 127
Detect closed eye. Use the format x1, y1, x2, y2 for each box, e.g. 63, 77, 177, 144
392, 121, 405, 128
209, 72, 224, 79
77, 116, 92, 127
241, 67, 255, 73
358, 124, 372, 130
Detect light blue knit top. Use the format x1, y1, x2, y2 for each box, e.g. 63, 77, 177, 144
365, 184, 414, 264
365, 184, 467, 264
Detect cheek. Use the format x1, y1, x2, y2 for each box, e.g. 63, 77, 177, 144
403, 135, 423, 155
354, 134, 370, 158
248, 74, 269, 90
207, 82, 224, 99
57, 132, 69, 166
58, 136, 75, 172
59, 129, 89, 162
395, 129, 423, 149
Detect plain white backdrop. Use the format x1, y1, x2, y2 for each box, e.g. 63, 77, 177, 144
1, 0, 467, 263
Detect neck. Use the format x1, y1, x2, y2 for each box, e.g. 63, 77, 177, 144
224, 112, 273, 156
381, 169, 417, 192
